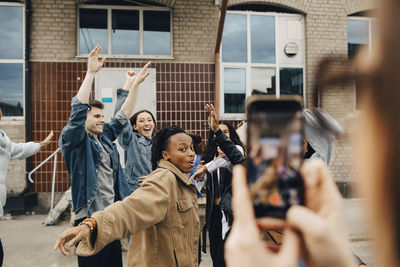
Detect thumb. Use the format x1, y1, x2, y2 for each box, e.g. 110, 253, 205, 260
279, 227, 301, 262
287, 205, 325, 237
231, 165, 256, 227
100, 57, 106, 65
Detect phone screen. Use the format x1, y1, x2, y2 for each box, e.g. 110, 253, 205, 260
247, 98, 305, 218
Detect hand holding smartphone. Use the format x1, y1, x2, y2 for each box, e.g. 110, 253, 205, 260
246, 96, 305, 219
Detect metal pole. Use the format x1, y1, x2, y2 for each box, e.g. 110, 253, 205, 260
50, 152, 58, 210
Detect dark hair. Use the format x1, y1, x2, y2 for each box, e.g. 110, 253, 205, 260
129, 110, 157, 137
151, 125, 186, 170
203, 120, 244, 163
188, 132, 203, 155
89, 99, 104, 110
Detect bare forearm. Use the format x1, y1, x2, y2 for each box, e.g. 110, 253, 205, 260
76, 71, 96, 103
120, 84, 139, 119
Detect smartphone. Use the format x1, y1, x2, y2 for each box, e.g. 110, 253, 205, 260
246, 95, 305, 219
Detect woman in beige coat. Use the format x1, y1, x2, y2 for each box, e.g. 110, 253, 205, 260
54, 126, 200, 267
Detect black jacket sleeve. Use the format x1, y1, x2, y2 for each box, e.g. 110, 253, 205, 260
213, 129, 245, 166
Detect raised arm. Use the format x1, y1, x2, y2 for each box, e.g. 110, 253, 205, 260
76, 45, 106, 103
120, 62, 151, 119
205, 104, 244, 166
59, 46, 106, 148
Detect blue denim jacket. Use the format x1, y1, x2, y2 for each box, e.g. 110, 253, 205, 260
59, 96, 131, 217
114, 89, 153, 192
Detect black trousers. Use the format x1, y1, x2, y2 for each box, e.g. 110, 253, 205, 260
0, 238, 3, 267
74, 218, 122, 267
209, 204, 226, 267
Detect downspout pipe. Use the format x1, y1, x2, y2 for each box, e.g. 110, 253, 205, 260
21, 0, 32, 196
214, 0, 228, 113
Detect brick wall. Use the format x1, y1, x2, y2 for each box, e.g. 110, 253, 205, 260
3, 0, 379, 195
30, 61, 214, 192
30, 0, 220, 62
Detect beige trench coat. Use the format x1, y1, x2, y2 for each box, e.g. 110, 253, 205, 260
76, 160, 200, 267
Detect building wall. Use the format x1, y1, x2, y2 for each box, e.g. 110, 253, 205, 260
30, 61, 214, 192
30, 0, 219, 62
3, 0, 378, 197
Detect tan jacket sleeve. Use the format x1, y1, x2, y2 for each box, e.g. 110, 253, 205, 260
76, 170, 172, 256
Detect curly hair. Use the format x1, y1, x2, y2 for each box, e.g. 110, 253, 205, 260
203, 120, 244, 163
151, 125, 186, 170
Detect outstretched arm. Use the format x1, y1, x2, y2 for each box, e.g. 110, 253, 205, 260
9, 131, 54, 160
120, 62, 151, 119
205, 103, 244, 165
76, 45, 106, 103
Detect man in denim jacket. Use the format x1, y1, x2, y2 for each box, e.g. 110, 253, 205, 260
59, 45, 150, 267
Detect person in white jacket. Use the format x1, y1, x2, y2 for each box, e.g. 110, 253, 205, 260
0, 107, 53, 265
0, 108, 53, 217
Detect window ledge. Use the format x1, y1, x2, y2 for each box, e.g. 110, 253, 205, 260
75, 54, 175, 60
219, 113, 246, 121
0, 117, 25, 125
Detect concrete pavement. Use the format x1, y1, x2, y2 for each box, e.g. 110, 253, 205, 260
0, 198, 373, 267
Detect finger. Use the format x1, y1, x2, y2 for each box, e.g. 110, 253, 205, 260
231, 165, 256, 226
54, 236, 70, 256
300, 159, 342, 210
143, 61, 151, 69
286, 205, 325, 237
53, 236, 62, 251
127, 70, 135, 77
279, 227, 301, 262
256, 217, 285, 230
68, 232, 84, 247
59, 243, 71, 257
46, 131, 54, 141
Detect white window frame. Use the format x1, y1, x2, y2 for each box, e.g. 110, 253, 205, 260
347, 16, 375, 55
0, 2, 25, 120
77, 4, 173, 59
347, 16, 375, 110
220, 11, 306, 120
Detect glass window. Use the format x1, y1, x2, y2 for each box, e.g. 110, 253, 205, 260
251, 15, 275, 63
221, 12, 305, 116
78, 6, 172, 57
143, 11, 171, 55
79, 8, 108, 54
222, 14, 247, 62
0, 4, 24, 117
280, 68, 303, 96
112, 10, 139, 55
251, 68, 276, 95
347, 19, 369, 59
0, 63, 24, 116
0, 6, 23, 59
347, 17, 375, 108
224, 68, 246, 113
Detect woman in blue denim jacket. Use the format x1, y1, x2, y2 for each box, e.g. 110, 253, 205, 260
114, 71, 156, 193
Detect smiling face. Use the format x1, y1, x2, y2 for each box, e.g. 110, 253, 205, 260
219, 123, 230, 139
85, 107, 105, 138
134, 111, 155, 138
162, 133, 195, 173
